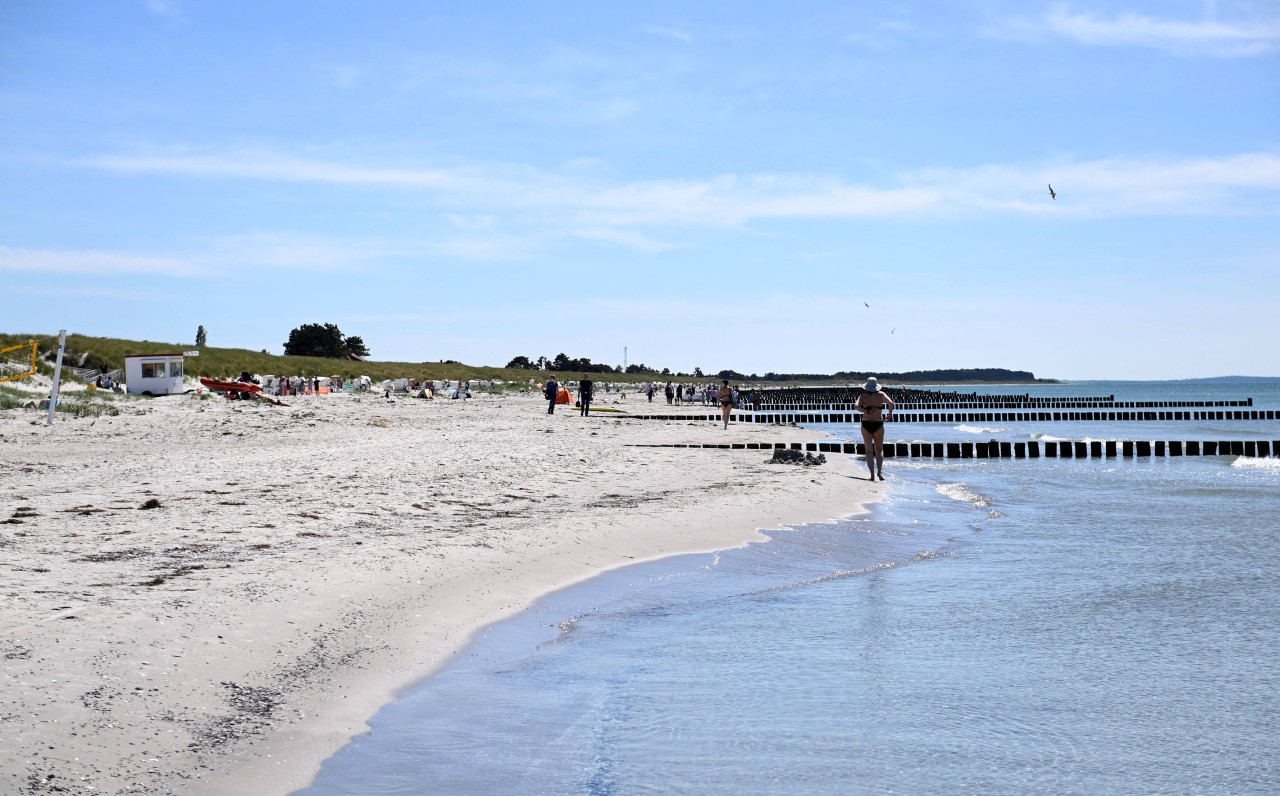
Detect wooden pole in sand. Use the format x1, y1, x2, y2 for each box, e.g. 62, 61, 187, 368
45, 330, 66, 427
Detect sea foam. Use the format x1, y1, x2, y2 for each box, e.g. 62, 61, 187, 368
955, 424, 1007, 434
936, 482, 993, 508
1031, 433, 1073, 442
1232, 456, 1280, 471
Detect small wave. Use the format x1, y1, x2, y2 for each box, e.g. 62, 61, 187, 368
1031, 433, 1072, 442
557, 613, 589, 634
936, 482, 993, 508
771, 559, 909, 591
955, 424, 1007, 434
1232, 457, 1280, 471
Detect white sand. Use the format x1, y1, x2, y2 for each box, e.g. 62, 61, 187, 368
0, 388, 884, 795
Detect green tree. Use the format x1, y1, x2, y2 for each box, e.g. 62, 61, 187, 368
506, 355, 535, 369
195, 325, 207, 347
344, 335, 370, 357
283, 323, 347, 358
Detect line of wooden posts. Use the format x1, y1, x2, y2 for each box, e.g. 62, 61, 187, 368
632, 439, 1278, 459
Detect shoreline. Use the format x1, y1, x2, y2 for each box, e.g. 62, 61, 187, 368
0, 391, 884, 795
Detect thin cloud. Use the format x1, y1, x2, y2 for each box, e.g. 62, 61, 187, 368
15, 284, 179, 302
573, 228, 679, 253
77, 151, 463, 189
0, 246, 201, 276
842, 20, 922, 51
142, 0, 181, 18
641, 26, 694, 44
444, 214, 496, 233
71, 148, 1280, 241
583, 294, 857, 320
907, 153, 1280, 215
0, 234, 424, 279
329, 65, 364, 89
203, 231, 409, 271
994, 4, 1280, 56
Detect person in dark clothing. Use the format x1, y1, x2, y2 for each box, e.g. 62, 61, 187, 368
545, 374, 559, 414
579, 374, 594, 416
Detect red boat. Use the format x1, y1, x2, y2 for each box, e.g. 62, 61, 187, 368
199, 377, 263, 400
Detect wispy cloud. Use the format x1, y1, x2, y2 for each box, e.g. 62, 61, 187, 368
842, 20, 922, 51
907, 153, 1280, 214
641, 26, 694, 44
141, 0, 186, 22
203, 231, 411, 271
15, 284, 180, 302
0, 246, 201, 276
71, 147, 1280, 251
142, 0, 184, 21
572, 228, 679, 253
0, 233, 421, 278
992, 4, 1280, 57
77, 151, 463, 189
329, 65, 364, 89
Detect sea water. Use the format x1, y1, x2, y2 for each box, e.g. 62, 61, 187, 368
298, 382, 1280, 795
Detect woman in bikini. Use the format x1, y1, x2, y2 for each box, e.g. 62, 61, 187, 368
856, 376, 894, 480
719, 379, 735, 429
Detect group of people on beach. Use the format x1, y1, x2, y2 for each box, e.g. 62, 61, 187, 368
545, 372, 894, 480
643, 381, 740, 407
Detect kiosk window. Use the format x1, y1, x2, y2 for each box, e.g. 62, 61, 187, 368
141, 362, 166, 378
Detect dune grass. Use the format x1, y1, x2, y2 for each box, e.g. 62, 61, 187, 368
0, 332, 661, 385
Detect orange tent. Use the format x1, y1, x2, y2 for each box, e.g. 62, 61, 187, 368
557, 387, 572, 404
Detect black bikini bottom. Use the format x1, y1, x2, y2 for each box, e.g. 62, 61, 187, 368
862, 421, 884, 434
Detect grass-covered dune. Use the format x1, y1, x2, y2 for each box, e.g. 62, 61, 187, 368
0, 332, 566, 384
1, 331, 1053, 386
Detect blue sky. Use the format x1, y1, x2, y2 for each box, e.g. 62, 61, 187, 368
2, 1, 1277, 379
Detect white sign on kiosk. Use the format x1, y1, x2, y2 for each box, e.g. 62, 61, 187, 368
124, 354, 187, 396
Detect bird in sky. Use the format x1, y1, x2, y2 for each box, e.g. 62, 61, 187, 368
891, 328, 896, 334
864, 301, 870, 308
1048, 184, 1057, 200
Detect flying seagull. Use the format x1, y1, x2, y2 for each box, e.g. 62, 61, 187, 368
1048, 184, 1057, 200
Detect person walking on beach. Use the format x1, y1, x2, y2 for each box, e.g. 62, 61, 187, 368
665, 381, 674, 404
545, 374, 559, 415
856, 377, 894, 480
719, 378, 735, 429
579, 373, 594, 417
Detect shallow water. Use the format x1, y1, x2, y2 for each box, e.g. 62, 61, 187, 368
299, 381, 1280, 795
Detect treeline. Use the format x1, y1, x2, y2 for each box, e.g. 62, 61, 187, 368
506, 354, 618, 373
764, 368, 1055, 383
506, 353, 745, 378
504, 356, 1052, 384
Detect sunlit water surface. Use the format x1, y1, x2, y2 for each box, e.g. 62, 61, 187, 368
299, 381, 1280, 795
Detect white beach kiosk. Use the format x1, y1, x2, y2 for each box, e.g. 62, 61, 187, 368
124, 353, 187, 396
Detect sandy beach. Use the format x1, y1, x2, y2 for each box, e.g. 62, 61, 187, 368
1, 387, 883, 795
